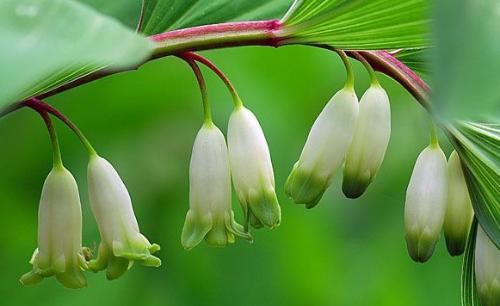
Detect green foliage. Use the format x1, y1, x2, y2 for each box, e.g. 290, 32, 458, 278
449, 122, 500, 249
394, 48, 429, 83
0, 0, 153, 108
461, 219, 481, 306
76, 0, 143, 29
141, 0, 292, 35
281, 0, 429, 49
433, 0, 500, 120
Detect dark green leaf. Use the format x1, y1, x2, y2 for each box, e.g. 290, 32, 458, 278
281, 0, 430, 50
0, 0, 153, 107
141, 0, 292, 35
449, 122, 500, 249
461, 219, 481, 306
433, 0, 500, 120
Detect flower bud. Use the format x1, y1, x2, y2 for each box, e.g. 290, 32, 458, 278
228, 106, 281, 229
404, 144, 448, 263
444, 151, 473, 256
285, 87, 359, 208
475, 226, 500, 306
20, 166, 88, 289
343, 84, 391, 198
87, 155, 160, 280
182, 123, 252, 250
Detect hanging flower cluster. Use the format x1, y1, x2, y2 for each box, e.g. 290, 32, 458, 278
179, 54, 280, 250
404, 143, 499, 305
279, 52, 498, 304
11, 100, 160, 288
286, 52, 391, 206
1, 48, 496, 302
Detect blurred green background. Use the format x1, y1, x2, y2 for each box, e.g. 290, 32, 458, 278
0, 46, 460, 306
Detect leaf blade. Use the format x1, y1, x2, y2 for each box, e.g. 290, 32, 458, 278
281, 0, 430, 50
141, 0, 292, 35
0, 0, 153, 107
449, 122, 500, 249
433, 0, 500, 120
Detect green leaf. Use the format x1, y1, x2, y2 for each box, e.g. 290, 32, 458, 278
393, 48, 429, 83
141, 0, 292, 35
449, 122, 500, 249
461, 219, 482, 306
0, 0, 153, 107
433, 0, 500, 120
280, 0, 430, 50
76, 0, 143, 29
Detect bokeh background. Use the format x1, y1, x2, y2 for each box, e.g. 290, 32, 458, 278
0, 46, 460, 306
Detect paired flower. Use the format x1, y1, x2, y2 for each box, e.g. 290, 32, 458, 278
20, 166, 88, 289
87, 155, 160, 280
475, 226, 500, 306
444, 151, 473, 256
404, 143, 448, 263
343, 84, 391, 198
182, 123, 252, 250
228, 105, 281, 229
285, 87, 359, 208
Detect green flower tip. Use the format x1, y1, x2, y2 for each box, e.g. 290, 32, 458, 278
285, 163, 329, 209
445, 235, 466, 257
20, 249, 89, 289
88, 235, 161, 280
181, 211, 252, 250
342, 173, 372, 199
405, 230, 438, 263
246, 188, 281, 230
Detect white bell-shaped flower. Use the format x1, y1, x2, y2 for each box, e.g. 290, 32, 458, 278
228, 106, 281, 229
343, 84, 391, 198
285, 87, 359, 208
182, 123, 252, 250
87, 155, 160, 280
475, 226, 500, 306
20, 166, 88, 289
444, 151, 473, 256
404, 144, 448, 262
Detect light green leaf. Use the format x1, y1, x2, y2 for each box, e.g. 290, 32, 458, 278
76, 0, 143, 29
280, 0, 430, 50
141, 0, 292, 35
433, 0, 500, 120
461, 219, 481, 306
0, 0, 153, 107
449, 122, 500, 249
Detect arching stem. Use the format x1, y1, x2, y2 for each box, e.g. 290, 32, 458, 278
335, 50, 354, 90
180, 57, 213, 124
34, 110, 63, 169
351, 51, 379, 86
25, 20, 429, 111
20, 99, 96, 156
181, 52, 243, 107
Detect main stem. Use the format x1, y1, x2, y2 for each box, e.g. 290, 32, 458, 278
36, 20, 430, 109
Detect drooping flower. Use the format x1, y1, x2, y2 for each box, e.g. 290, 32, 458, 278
343, 84, 391, 198
227, 105, 281, 229
285, 87, 359, 208
444, 150, 473, 256
182, 123, 252, 250
475, 226, 500, 306
20, 166, 88, 289
404, 144, 448, 263
87, 155, 160, 280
